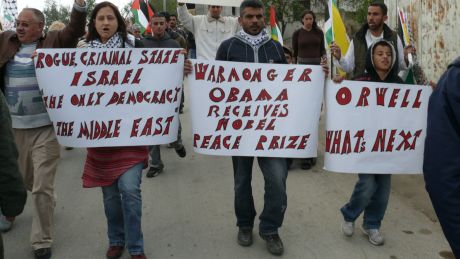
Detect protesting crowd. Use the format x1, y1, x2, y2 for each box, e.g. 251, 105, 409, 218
0, 0, 459, 259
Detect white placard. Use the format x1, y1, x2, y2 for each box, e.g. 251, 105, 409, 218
34, 48, 184, 148
324, 80, 432, 174
188, 59, 325, 157
180, 0, 243, 7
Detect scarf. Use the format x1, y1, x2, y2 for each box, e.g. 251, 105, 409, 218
89, 32, 125, 48
238, 29, 269, 47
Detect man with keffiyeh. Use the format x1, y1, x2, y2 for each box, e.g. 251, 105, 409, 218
215, 0, 288, 256
0, 1, 87, 258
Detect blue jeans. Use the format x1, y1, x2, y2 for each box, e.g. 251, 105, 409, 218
102, 163, 144, 255
188, 48, 196, 59
341, 174, 391, 229
232, 156, 288, 234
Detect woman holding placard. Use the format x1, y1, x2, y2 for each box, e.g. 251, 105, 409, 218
79, 2, 148, 259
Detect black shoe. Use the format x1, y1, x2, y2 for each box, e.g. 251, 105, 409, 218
301, 158, 314, 170
259, 232, 284, 256
146, 165, 164, 178
34, 248, 52, 259
175, 146, 186, 158
237, 228, 253, 246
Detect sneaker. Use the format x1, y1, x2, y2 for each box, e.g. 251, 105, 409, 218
362, 228, 384, 246
259, 232, 284, 256
0, 214, 15, 232
34, 248, 52, 259
237, 228, 253, 247
146, 165, 164, 178
106, 246, 124, 259
341, 221, 354, 237
175, 146, 186, 158
131, 254, 147, 259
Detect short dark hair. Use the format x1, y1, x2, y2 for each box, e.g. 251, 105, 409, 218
151, 13, 167, 22
170, 14, 178, 19
369, 2, 388, 16
22, 8, 45, 24
239, 0, 264, 16
86, 1, 127, 43
159, 11, 170, 22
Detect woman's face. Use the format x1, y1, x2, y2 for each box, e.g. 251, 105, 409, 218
302, 14, 314, 30
94, 6, 118, 43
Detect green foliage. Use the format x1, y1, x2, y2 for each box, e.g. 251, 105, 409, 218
260, 0, 312, 36
349, 0, 373, 25
259, 0, 330, 37
150, 0, 178, 14
86, 0, 96, 19
43, 0, 96, 31
43, 0, 70, 30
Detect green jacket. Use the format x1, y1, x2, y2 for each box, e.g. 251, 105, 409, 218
352, 23, 399, 79
0, 92, 26, 217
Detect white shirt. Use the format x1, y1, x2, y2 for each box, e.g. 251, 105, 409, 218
335, 29, 408, 74
177, 5, 239, 60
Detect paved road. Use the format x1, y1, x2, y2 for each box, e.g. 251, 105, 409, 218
3, 106, 454, 259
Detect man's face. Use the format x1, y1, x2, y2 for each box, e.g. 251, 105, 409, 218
373, 45, 392, 72
367, 6, 387, 31
208, 5, 223, 19
169, 16, 177, 29
238, 7, 265, 36
151, 17, 167, 38
16, 10, 44, 44
133, 28, 141, 38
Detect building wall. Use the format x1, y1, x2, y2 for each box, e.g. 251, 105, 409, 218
385, 0, 460, 81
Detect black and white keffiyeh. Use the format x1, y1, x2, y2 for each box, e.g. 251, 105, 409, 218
89, 32, 135, 48
238, 29, 269, 47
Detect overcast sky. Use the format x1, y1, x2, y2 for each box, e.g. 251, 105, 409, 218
17, 0, 131, 12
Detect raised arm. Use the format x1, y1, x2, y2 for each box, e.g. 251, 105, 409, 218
55, 0, 87, 47
177, 3, 196, 34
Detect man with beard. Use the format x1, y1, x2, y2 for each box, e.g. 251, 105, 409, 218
331, 2, 414, 78
215, 0, 328, 256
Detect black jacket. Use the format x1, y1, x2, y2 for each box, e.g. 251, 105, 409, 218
215, 32, 287, 64
141, 32, 180, 48
423, 57, 460, 257
0, 92, 26, 218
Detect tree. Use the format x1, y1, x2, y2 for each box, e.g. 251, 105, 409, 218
86, 0, 96, 20
43, 0, 70, 30
149, 0, 177, 14
261, 0, 325, 37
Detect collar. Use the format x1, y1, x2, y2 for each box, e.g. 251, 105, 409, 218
238, 29, 270, 47
207, 13, 225, 23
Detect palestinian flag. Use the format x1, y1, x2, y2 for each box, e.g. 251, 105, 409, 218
324, 0, 349, 77
131, 0, 154, 34
324, 0, 349, 52
269, 5, 283, 45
